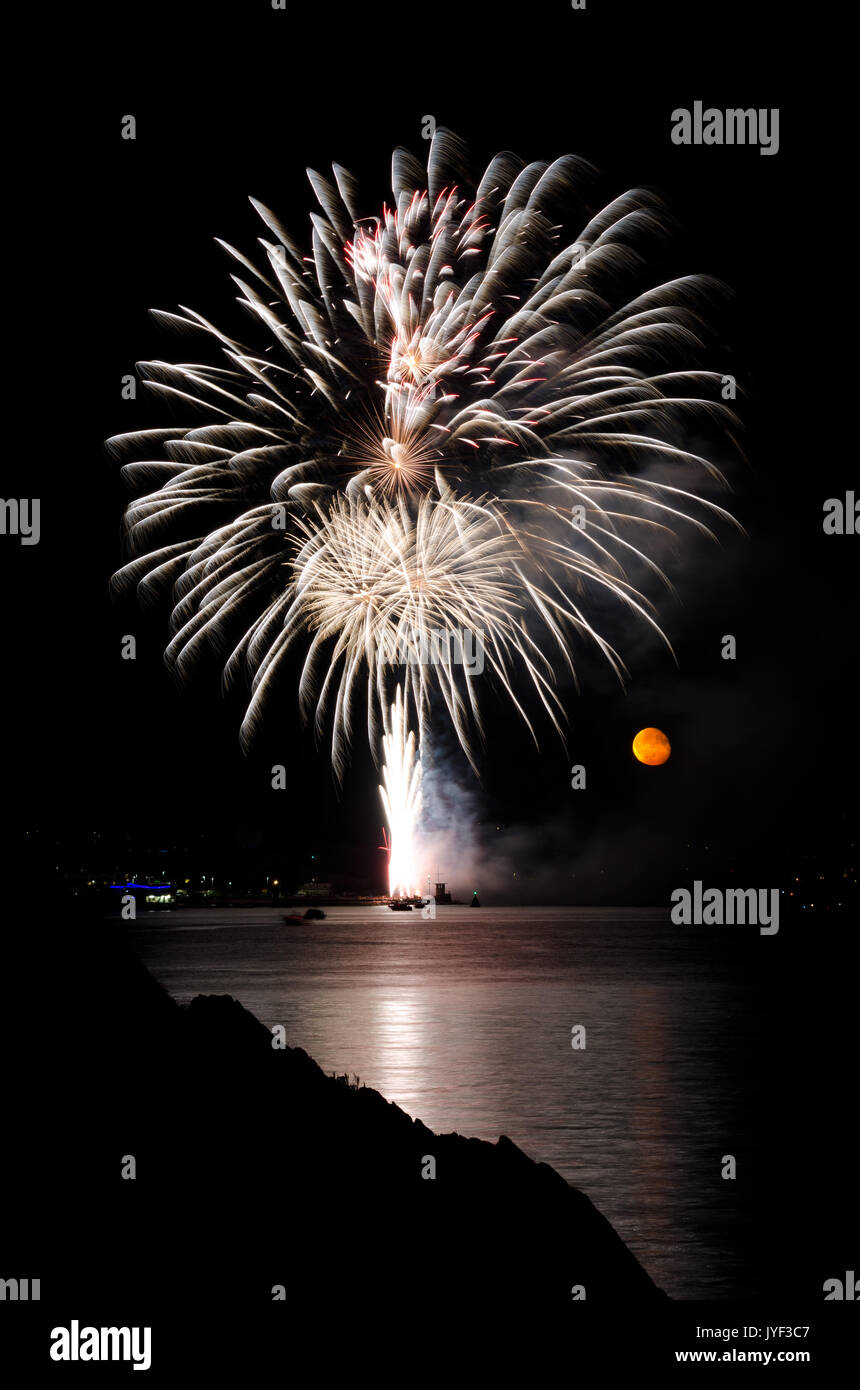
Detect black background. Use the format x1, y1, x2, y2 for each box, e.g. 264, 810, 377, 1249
1, 0, 856, 1365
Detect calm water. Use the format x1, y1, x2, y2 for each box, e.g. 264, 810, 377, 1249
124, 905, 764, 1298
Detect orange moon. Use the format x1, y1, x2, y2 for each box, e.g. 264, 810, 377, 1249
632, 727, 671, 766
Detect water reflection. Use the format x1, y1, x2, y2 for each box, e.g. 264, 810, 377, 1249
128, 905, 761, 1297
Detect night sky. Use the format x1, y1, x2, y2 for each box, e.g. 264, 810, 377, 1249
8, 1, 855, 906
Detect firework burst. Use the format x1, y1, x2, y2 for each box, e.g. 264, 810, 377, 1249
110, 129, 738, 872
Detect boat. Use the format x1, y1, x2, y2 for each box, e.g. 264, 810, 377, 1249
282, 914, 305, 925
388, 900, 414, 911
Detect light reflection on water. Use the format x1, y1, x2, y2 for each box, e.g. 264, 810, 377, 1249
126, 904, 761, 1298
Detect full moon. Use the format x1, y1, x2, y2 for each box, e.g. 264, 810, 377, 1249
632, 727, 671, 766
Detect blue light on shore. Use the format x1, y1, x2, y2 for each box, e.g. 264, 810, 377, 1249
110, 882, 173, 892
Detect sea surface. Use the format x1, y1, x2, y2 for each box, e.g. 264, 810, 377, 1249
124, 904, 767, 1298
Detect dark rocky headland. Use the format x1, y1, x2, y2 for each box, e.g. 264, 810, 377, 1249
5, 903, 858, 1372
7, 917, 666, 1340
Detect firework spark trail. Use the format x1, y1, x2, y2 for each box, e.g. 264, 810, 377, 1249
109, 129, 740, 866
379, 684, 422, 897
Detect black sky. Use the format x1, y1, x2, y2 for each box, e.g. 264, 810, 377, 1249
7, 1, 855, 902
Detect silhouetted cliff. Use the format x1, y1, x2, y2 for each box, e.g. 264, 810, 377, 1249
6, 915, 665, 1363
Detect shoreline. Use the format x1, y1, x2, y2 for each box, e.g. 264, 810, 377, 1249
24, 919, 666, 1319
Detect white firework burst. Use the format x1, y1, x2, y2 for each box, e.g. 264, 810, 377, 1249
109, 128, 739, 791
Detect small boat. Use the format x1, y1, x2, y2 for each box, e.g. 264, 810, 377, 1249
304, 907, 326, 920
388, 900, 413, 911
282, 914, 304, 925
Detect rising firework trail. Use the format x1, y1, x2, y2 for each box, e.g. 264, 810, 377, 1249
109, 129, 739, 875
379, 684, 422, 897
